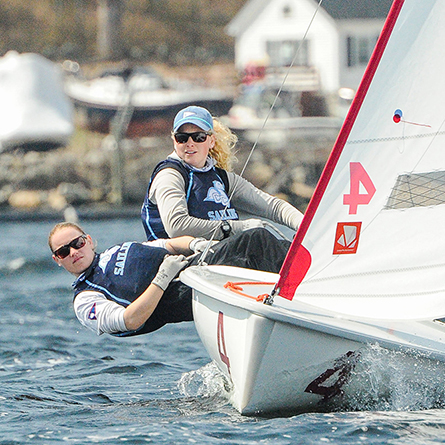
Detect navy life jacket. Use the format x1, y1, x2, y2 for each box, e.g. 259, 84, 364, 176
73, 242, 192, 337
141, 158, 239, 240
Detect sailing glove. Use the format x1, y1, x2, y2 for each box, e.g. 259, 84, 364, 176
152, 254, 188, 291
189, 237, 219, 253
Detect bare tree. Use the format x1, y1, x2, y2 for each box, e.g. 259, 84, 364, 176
96, 0, 124, 60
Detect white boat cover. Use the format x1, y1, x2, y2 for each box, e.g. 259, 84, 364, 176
0, 51, 74, 152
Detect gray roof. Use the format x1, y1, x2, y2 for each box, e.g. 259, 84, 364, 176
323, 0, 393, 19
227, 0, 394, 36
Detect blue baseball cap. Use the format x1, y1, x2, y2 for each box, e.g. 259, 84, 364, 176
173, 106, 214, 132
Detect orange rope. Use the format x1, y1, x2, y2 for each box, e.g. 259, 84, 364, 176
224, 281, 276, 302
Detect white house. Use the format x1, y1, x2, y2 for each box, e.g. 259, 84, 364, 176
226, 0, 393, 95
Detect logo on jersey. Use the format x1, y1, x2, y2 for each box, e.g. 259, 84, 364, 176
88, 303, 97, 320
113, 242, 132, 276
99, 246, 119, 273
333, 222, 362, 254
204, 181, 230, 206
208, 208, 239, 220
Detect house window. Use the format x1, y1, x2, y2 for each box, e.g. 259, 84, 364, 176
267, 40, 309, 67
346, 35, 379, 67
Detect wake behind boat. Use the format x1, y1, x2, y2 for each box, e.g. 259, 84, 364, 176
180, 0, 445, 415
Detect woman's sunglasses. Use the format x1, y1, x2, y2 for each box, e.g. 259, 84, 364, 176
53, 235, 87, 259
173, 131, 211, 144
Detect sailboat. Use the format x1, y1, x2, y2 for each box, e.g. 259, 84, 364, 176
180, 0, 445, 415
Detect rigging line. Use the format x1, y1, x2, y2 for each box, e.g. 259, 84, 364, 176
198, 0, 324, 266
413, 117, 445, 172
238, 0, 325, 179
347, 130, 445, 145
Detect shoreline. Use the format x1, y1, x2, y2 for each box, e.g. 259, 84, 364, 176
0, 204, 141, 222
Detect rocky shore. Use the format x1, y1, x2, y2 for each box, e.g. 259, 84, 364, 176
0, 125, 334, 222
0, 59, 340, 222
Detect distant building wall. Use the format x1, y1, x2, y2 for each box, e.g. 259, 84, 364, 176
230, 0, 387, 95
232, 0, 339, 93
337, 18, 385, 91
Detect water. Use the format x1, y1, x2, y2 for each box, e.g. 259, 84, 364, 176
2, 218, 445, 444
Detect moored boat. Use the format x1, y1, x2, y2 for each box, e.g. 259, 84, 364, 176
64, 65, 233, 137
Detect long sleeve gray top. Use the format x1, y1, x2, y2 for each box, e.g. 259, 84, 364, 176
149, 165, 304, 240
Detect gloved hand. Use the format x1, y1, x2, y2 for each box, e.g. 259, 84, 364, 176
189, 237, 219, 253
241, 218, 265, 231
152, 255, 188, 291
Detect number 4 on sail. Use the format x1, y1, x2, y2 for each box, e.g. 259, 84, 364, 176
343, 162, 376, 215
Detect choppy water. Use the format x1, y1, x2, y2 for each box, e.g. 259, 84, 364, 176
2, 217, 445, 444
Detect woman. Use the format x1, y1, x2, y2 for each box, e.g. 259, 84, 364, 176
141, 105, 303, 241
49, 222, 290, 337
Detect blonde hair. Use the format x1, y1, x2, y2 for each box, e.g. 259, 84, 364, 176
48, 222, 86, 252
209, 118, 237, 171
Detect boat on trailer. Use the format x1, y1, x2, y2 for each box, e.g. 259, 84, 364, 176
180, 0, 445, 415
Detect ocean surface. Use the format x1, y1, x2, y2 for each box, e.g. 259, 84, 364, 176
3, 217, 445, 444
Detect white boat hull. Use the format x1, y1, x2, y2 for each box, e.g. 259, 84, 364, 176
193, 288, 360, 414
181, 265, 445, 415
64, 69, 232, 136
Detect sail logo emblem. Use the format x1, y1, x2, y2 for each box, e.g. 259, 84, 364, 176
204, 180, 230, 206
333, 222, 362, 254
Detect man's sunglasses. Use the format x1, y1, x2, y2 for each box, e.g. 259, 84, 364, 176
53, 235, 87, 259
173, 131, 211, 144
